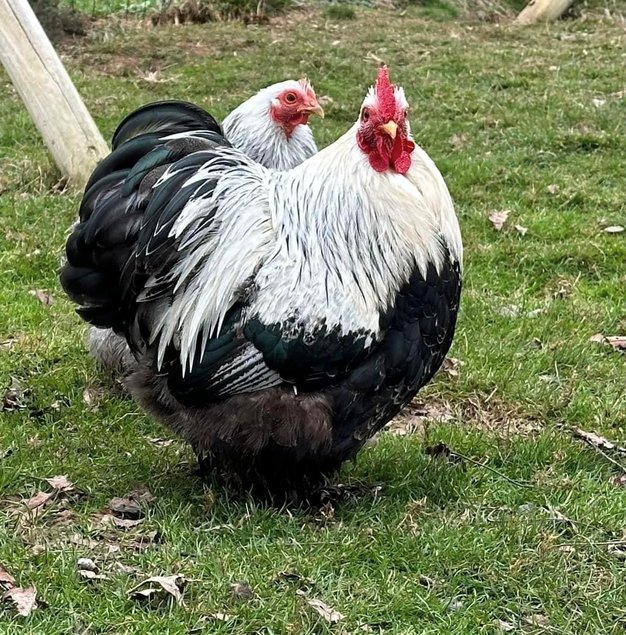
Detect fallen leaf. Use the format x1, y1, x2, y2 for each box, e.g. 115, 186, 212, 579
546, 183, 559, 195
297, 591, 344, 623
126, 486, 155, 505
108, 497, 143, 519
99, 513, 144, 529
514, 224, 528, 236
2, 586, 37, 616
210, 612, 234, 622
3, 377, 28, 411
442, 356, 464, 378
494, 618, 515, 632
592, 97, 606, 108
589, 334, 626, 351
78, 570, 109, 581
24, 490, 53, 513
149, 437, 175, 447
128, 530, 161, 552
112, 562, 137, 575
0, 565, 16, 590
524, 613, 550, 627
29, 289, 54, 306
129, 574, 186, 604
230, 581, 254, 600
82, 386, 104, 408
318, 95, 334, 107
489, 210, 509, 231
45, 475, 74, 492
604, 225, 625, 233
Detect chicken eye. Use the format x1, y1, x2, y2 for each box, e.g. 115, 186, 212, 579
361, 108, 370, 122
284, 92, 297, 103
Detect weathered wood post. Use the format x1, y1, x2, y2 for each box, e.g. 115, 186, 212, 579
0, 0, 108, 188
515, 0, 576, 25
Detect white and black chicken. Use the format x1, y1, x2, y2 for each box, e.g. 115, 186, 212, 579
61, 67, 462, 494
88, 78, 323, 374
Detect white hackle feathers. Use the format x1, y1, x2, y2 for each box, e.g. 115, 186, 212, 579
148, 110, 462, 373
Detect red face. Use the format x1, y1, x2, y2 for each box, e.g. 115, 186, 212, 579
270, 80, 324, 137
356, 67, 415, 174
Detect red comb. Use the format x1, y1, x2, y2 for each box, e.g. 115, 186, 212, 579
375, 66, 396, 120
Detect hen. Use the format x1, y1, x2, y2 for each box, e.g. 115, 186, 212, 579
88, 78, 323, 374
61, 67, 462, 496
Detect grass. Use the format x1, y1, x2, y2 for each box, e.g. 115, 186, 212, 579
2, 5, 626, 633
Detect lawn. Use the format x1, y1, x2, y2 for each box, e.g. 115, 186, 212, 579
1, 5, 626, 633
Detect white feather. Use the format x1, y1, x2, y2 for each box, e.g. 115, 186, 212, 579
222, 80, 318, 171
151, 110, 462, 373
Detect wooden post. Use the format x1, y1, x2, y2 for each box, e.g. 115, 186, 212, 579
515, 0, 576, 25
0, 0, 108, 188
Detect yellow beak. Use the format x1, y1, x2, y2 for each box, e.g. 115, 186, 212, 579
380, 120, 398, 139
300, 102, 325, 119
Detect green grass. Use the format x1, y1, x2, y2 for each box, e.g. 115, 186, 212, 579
2, 7, 626, 633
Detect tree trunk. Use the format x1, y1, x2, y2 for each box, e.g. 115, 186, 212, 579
515, 0, 576, 25
0, 0, 108, 188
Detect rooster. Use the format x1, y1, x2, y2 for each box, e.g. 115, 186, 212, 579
61, 67, 462, 495
87, 78, 323, 375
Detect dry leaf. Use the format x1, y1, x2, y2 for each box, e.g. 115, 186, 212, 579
126, 486, 155, 505
128, 530, 161, 552
112, 562, 137, 575
0, 565, 16, 590
297, 591, 344, 623
210, 612, 234, 622
489, 210, 509, 231
99, 513, 144, 529
149, 437, 175, 447
129, 574, 186, 604
108, 497, 143, 519
45, 475, 74, 492
546, 183, 559, 195
24, 490, 53, 513
494, 618, 515, 632
3, 586, 37, 616
29, 289, 54, 306
589, 334, 626, 351
79, 570, 108, 581
82, 387, 102, 408
514, 224, 528, 236
3, 377, 27, 411
230, 581, 254, 600
604, 225, 625, 234
524, 613, 550, 627
442, 356, 463, 378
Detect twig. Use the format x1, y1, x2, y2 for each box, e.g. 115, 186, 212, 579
569, 426, 626, 471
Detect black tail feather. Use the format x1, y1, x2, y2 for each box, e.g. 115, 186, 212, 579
61, 100, 228, 333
